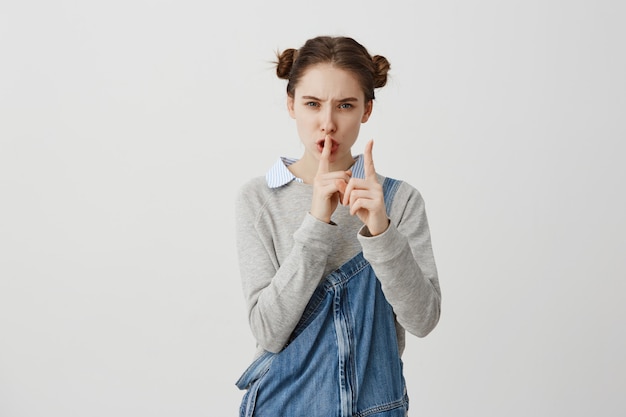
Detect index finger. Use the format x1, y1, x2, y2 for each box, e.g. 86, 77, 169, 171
318, 134, 331, 174
364, 139, 376, 179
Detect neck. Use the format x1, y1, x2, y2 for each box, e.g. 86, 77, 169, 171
289, 153, 355, 184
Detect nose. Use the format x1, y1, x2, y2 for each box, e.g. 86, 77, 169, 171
320, 107, 336, 134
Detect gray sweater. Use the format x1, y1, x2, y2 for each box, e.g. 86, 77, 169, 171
235, 173, 441, 358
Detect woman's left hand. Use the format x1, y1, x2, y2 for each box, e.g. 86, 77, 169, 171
342, 139, 389, 236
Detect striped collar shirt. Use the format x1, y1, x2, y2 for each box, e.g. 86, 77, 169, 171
265, 154, 365, 188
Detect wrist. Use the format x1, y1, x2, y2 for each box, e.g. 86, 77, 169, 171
367, 218, 390, 236
309, 211, 334, 225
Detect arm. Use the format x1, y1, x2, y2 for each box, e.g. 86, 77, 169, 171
358, 184, 441, 337
238, 138, 353, 352
235, 186, 337, 353
342, 141, 440, 337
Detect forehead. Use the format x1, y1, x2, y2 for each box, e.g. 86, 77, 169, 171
295, 64, 363, 100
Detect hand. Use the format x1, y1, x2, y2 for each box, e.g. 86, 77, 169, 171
310, 135, 352, 223
342, 140, 389, 236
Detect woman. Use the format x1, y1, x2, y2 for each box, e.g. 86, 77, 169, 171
235, 35, 441, 416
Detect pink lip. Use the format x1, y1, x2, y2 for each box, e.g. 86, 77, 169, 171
317, 138, 339, 153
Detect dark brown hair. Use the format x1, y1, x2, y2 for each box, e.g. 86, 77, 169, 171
275, 36, 390, 101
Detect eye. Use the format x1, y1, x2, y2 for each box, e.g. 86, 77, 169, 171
305, 101, 320, 107
338, 103, 353, 109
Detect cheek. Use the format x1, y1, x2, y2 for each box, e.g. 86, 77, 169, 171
299, 114, 317, 128
347, 117, 363, 130
295, 116, 316, 136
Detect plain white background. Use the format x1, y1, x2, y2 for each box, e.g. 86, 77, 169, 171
1, 1, 625, 416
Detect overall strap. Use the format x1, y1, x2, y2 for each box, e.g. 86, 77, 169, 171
383, 177, 402, 216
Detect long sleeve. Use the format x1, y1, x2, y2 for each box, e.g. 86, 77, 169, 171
358, 183, 441, 338
235, 180, 342, 353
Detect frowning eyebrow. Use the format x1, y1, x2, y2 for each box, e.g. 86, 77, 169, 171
300, 95, 360, 103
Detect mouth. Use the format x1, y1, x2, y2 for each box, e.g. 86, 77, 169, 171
317, 138, 339, 153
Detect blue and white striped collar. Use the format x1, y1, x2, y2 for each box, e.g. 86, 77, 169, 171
265, 155, 365, 188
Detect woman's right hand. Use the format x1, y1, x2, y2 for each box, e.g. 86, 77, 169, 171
310, 135, 352, 223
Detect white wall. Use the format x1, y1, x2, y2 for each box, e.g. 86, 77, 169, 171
1, 1, 624, 416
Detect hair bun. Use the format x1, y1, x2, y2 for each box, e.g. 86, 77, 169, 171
276, 48, 298, 80
372, 55, 391, 89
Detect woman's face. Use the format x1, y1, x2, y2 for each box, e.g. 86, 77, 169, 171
287, 63, 372, 167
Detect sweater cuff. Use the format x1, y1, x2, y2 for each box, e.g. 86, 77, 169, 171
293, 213, 337, 253
357, 222, 406, 263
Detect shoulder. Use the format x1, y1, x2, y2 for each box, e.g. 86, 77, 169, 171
234, 176, 273, 227
377, 173, 427, 221
377, 174, 424, 201
237, 175, 267, 194
236, 175, 306, 214
236, 176, 271, 206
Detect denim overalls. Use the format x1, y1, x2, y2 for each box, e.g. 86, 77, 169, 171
237, 178, 408, 417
